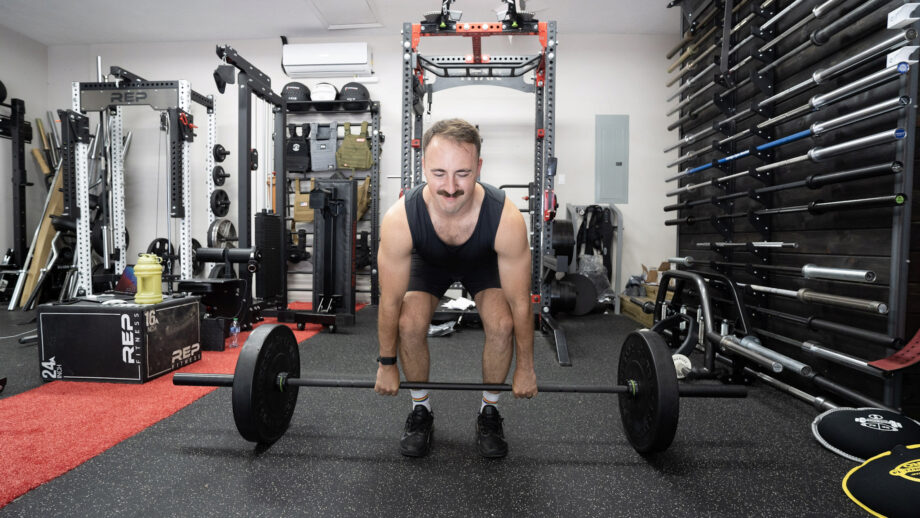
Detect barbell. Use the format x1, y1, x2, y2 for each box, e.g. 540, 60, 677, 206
173, 324, 747, 454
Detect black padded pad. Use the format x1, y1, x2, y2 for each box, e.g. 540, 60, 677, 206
843, 443, 920, 518
812, 407, 920, 462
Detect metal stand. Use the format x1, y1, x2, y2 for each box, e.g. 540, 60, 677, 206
214, 45, 357, 331
68, 67, 215, 295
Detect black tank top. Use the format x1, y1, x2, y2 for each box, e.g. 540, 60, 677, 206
405, 182, 506, 270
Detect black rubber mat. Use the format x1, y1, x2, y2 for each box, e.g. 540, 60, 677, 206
0, 307, 864, 516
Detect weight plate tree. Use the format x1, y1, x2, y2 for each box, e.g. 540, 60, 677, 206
174, 325, 747, 452
663, 0, 917, 409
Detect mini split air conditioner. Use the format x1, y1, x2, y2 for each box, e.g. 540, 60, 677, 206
282, 42, 373, 78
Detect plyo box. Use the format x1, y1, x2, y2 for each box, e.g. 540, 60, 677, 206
38, 295, 200, 383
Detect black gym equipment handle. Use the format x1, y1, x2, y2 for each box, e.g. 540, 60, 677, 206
172, 373, 747, 398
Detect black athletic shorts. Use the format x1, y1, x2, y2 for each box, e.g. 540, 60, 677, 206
406, 252, 501, 299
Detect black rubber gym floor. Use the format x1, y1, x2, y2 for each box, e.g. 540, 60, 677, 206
0, 306, 864, 517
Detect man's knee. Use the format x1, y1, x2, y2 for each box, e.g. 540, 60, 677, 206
398, 307, 430, 339
484, 311, 514, 345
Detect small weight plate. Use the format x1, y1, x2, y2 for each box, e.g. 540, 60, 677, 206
207, 218, 237, 249
191, 238, 204, 276
213, 143, 229, 163
146, 237, 175, 272
617, 329, 679, 454
210, 189, 231, 218
232, 324, 301, 444
212, 165, 227, 186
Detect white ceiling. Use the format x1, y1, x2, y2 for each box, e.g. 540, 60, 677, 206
0, 0, 680, 46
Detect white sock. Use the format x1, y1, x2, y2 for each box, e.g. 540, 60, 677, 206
411, 389, 431, 412
480, 391, 500, 413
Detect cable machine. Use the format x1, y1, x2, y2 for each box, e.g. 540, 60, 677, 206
400, 4, 569, 363
59, 64, 215, 297
209, 45, 356, 332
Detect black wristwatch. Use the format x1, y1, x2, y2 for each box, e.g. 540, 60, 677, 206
377, 356, 397, 366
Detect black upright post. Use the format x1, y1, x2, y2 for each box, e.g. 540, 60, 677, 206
274, 103, 288, 307
237, 72, 253, 316
10, 99, 28, 268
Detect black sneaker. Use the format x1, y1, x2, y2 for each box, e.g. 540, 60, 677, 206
400, 405, 434, 457
476, 405, 508, 458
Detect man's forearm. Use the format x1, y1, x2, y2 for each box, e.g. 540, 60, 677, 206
377, 300, 401, 357
510, 302, 534, 369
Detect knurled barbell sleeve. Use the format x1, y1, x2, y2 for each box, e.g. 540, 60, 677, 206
715, 334, 783, 373
738, 335, 813, 376
797, 288, 889, 314
801, 264, 876, 283
667, 256, 694, 267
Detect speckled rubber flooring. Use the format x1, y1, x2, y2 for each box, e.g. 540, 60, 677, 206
0, 306, 864, 517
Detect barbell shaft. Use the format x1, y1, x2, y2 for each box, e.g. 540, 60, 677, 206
756, 29, 915, 108
755, 0, 845, 54
669, 129, 906, 195
670, 96, 908, 180
668, 0, 852, 106
670, 257, 877, 284
760, 0, 804, 30
667, 27, 913, 134
667, 64, 907, 167
666, 161, 901, 209
666, 2, 720, 59
172, 373, 748, 398
667, 193, 905, 226
667, 0, 756, 73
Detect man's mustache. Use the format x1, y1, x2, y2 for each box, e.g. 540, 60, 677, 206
436, 189, 464, 198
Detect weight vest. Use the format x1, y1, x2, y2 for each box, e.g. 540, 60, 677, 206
335, 122, 373, 170
285, 124, 311, 173
309, 122, 337, 171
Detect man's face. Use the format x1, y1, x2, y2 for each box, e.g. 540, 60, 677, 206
422, 136, 482, 215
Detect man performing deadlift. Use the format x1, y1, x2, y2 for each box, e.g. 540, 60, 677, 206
374, 118, 538, 458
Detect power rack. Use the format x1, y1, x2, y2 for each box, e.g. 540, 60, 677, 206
400, 13, 572, 363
